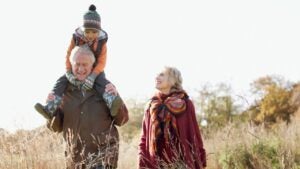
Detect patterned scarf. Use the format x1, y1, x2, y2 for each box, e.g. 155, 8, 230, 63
149, 90, 188, 156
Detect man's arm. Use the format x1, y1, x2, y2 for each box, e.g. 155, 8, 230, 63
105, 83, 129, 126
113, 103, 129, 126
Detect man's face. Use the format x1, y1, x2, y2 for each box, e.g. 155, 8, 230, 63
72, 54, 93, 81
84, 29, 99, 42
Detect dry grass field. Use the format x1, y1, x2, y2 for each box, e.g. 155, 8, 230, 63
1, 118, 299, 169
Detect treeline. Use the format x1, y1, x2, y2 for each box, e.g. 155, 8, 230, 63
196, 75, 300, 130
119, 75, 300, 139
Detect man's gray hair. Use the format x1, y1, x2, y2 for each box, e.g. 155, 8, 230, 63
69, 44, 95, 65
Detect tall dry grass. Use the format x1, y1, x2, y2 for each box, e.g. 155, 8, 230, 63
0, 127, 64, 169
0, 119, 300, 169
204, 119, 300, 169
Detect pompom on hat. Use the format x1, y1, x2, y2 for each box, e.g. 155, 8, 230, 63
83, 4, 101, 30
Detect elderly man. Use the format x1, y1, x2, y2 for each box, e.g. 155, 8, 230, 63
47, 45, 129, 169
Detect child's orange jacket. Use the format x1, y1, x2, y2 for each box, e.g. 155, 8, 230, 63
65, 28, 108, 75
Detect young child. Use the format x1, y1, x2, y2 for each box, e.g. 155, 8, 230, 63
35, 4, 122, 119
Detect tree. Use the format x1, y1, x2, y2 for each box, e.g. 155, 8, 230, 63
248, 76, 296, 125
196, 83, 242, 129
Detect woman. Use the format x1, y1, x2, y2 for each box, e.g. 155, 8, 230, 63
138, 67, 206, 169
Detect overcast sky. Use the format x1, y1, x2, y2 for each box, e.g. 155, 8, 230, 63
0, 0, 299, 132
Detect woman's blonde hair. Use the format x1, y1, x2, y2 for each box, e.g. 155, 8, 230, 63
164, 66, 183, 91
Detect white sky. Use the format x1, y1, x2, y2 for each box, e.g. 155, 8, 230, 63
0, 0, 299, 132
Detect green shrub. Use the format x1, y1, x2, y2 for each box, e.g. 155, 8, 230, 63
218, 140, 282, 169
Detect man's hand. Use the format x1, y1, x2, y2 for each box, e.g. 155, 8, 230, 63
82, 73, 97, 90
105, 83, 118, 96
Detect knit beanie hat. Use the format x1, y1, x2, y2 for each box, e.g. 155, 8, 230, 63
83, 4, 101, 30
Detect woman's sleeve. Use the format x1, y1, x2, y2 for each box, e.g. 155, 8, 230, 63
138, 108, 150, 168
187, 100, 207, 168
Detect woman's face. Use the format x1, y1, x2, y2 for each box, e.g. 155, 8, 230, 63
155, 70, 172, 92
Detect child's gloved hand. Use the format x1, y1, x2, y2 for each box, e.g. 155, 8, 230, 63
82, 73, 97, 90
66, 71, 78, 86
105, 83, 118, 96
46, 92, 55, 103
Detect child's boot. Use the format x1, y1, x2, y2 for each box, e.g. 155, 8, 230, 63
34, 95, 62, 120
103, 92, 123, 117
